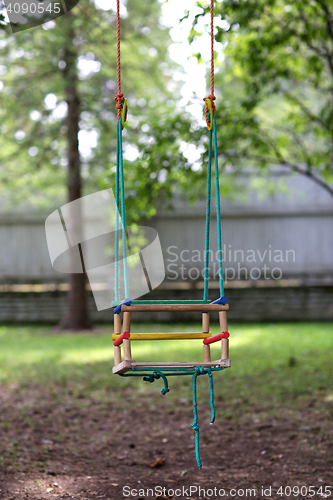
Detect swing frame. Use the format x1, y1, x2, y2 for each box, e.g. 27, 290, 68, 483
112, 301, 230, 375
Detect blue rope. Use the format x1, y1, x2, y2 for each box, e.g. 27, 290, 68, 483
115, 110, 129, 299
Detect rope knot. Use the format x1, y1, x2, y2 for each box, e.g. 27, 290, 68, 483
203, 95, 216, 127
191, 423, 200, 431
143, 371, 170, 396
114, 92, 124, 119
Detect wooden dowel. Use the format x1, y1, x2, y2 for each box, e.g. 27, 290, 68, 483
114, 313, 122, 334
203, 344, 211, 363
123, 338, 132, 360
121, 304, 229, 312
114, 345, 121, 365
219, 311, 228, 332
114, 313, 122, 366
202, 312, 209, 333
219, 311, 229, 359
123, 311, 131, 332
221, 338, 229, 360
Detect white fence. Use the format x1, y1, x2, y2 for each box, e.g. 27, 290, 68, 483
1, 172, 333, 284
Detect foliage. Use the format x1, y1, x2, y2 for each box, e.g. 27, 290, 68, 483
0, 322, 333, 409
0, 0, 203, 221
192, 0, 333, 196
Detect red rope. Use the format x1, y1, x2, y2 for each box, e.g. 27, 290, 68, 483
115, 0, 124, 120
203, 0, 216, 126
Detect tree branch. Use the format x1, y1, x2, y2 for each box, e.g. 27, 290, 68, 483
283, 89, 329, 131
224, 151, 333, 198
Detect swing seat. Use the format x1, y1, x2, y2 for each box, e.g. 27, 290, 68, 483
112, 299, 230, 375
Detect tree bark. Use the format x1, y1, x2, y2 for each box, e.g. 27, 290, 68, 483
59, 18, 92, 330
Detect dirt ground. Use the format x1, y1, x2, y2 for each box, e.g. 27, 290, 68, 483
0, 383, 332, 500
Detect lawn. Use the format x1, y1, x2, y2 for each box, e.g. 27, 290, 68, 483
0, 322, 332, 411
1, 322, 332, 499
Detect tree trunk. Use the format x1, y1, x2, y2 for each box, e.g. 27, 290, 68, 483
59, 18, 92, 330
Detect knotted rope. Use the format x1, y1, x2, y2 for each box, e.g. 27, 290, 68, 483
191, 367, 215, 469
115, 0, 124, 119
142, 366, 216, 469
203, 0, 216, 127
143, 371, 170, 395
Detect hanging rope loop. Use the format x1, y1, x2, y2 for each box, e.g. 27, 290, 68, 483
114, 0, 128, 123
204, 96, 215, 130
203, 0, 216, 128
114, 92, 124, 119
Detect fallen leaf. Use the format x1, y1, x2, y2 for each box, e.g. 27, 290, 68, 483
111, 483, 118, 487
149, 457, 166, 468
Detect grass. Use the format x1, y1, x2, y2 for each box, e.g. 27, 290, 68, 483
0, 322, 332, 412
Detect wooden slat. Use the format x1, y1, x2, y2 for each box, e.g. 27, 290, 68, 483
112, 300, 211, 306
112, 332, 212, 341
113, 359, 231, 375
120, 304, 229, 312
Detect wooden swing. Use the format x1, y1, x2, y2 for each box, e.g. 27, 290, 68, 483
112, 302, 230, 375
112, 0, 230, 469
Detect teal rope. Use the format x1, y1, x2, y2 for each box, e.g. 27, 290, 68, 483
213, 113, 224, 297
191, 367, 215, 469
115, 119, 120, 301
115, 109, 129, 299
143, 371, 170, 395
139, 366, 217, 469
203, 111, 224, 299
203, 123, 212, 301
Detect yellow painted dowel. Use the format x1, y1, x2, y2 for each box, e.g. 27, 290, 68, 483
112, 332, 212, 341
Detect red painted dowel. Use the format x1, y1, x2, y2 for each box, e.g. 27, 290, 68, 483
203, 331, 229, 345
113, 331, 130, 346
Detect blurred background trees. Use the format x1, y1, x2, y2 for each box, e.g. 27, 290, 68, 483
192, 0, 333, 196
0, 0, 332, 328
0, 0, 197, 328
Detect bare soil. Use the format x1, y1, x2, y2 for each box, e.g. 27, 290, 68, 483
0, 383, 332, 500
